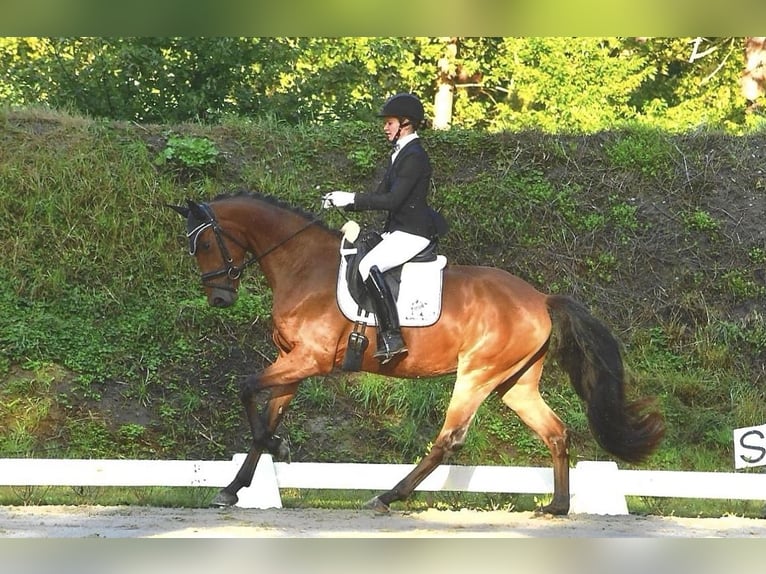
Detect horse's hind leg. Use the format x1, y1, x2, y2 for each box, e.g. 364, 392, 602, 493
366, 375, 494, 513
498, 358, 571, 515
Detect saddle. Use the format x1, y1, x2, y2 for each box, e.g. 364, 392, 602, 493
335, 221, 447, 327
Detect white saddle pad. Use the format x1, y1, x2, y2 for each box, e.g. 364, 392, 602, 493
336, 247, 447, 327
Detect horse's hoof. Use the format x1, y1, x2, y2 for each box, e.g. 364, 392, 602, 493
210, 490, 238, 508
364, 496, 390, 514
536, 501, 569, 516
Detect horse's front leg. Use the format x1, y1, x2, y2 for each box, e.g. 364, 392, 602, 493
210, 348, 328, 508
242, 375, 297, 461
210, 379, 297, 508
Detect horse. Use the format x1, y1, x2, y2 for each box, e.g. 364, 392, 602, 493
169, 190, 665, 515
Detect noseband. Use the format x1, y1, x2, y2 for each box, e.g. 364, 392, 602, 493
187, 202, 320, 292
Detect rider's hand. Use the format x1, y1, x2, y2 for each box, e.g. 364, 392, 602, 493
322, 191, 355, 208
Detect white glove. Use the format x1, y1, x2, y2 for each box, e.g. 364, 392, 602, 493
322, 191, 355, 208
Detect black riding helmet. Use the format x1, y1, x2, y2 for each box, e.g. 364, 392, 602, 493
377, 93, 425, 129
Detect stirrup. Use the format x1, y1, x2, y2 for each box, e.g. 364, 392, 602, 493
374, 346, 408, 364
373, 332, 408, 363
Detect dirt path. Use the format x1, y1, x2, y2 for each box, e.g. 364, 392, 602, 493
0, 505, 764, 538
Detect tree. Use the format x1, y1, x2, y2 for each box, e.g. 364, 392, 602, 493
433, 37, 458, 130
742, 36, 766, 105
626, 37, 750, 131
1, 37, 762, 133
0, 37, 278, 122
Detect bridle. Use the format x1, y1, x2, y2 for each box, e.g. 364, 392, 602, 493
186, 204, 253, 292
187, 202, 319, 292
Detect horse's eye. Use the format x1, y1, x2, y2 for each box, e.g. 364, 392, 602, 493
200, 240, 211, 251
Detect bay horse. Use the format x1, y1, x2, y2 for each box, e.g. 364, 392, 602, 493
169, 191, 664, 515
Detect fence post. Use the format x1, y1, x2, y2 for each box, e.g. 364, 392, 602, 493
231, 454, 283, 509
569, 460, 628, 515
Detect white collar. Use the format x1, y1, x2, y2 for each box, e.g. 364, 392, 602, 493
392, 132, 418, 161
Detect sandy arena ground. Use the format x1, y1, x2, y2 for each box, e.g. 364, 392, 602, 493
0, 505, 764, 538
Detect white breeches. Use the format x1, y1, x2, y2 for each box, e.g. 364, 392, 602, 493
358, 230, 431, 280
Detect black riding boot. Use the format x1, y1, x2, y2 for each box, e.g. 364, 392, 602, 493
365, 266, 408, 363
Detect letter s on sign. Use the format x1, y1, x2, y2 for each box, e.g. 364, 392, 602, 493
738, 429, 766, 466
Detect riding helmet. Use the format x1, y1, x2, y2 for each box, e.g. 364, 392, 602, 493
377, 93, 425, 125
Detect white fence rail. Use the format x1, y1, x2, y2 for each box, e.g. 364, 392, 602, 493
0, 456, 763, 515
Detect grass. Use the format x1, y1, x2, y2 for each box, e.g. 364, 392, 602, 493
0, 485, 219, 507
0, 484, 536, 512
0, 485, 762, 520
602, 127, 674, 177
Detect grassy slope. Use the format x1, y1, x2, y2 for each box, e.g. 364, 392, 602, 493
0, 108, 765, 512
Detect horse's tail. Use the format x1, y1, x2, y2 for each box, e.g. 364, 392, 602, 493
546, 294, 665, 463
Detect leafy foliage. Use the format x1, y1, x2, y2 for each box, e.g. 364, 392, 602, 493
157, 134, 220, 169
2, 37, 765, 133
156, 133, 221, 181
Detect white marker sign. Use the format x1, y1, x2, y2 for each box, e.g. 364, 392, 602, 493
733, 423, 766, 469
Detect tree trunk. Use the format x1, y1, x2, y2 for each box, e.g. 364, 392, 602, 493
741, 37, 766, 103
433, 38, 458, 130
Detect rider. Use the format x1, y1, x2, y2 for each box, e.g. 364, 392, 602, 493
323, 92, 441, 363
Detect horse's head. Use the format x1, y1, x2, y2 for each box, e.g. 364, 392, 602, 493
168, 200, 249, 308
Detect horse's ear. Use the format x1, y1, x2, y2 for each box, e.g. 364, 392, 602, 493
166, 204, 190, 218
186, 199, 209, 221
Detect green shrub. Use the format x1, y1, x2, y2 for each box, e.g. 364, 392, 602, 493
156, 134, 220, 177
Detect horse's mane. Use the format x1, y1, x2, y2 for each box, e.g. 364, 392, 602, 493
211, 189, 341, 236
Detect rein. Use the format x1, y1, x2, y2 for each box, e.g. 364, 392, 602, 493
189, 203, 322, 291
